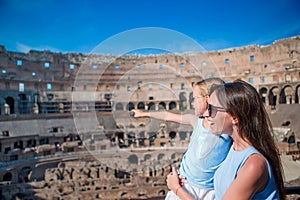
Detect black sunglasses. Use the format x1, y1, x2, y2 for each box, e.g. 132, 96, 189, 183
207, 103, 227, 117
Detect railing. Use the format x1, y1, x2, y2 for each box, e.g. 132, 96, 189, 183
285, 186, 300, 195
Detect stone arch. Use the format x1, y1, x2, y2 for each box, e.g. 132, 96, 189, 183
5, 96, 15, 114
139, 131, 145, 138
288, 135, 295, 144
158, 189, 166, 196
179, 92, 187, 111
14, 140, 24, 149
169, 131, 176, 139
138, 122, 146, 127
169, 101, 176, 110
157, 153, 165, 161
128, 154, 138, 165
3, 172, 13, 182
19, 166, 31, 183
179, 131, 187, 141
138, 131, 146, 146
127, 132, 136, 146
137, 102, 145, 109
279, 85, 293, 104
189, 91, 193, 108
269, 87, 279, 107
18, 94, 28, 114
171, 153, 178, 160
148, 102, 155, 110
115, 102, 123, 110
295, 85, 300, 104
126, 102, 134, 110
158, 102, 166, 110
259, 87, 268, 104
144, 154, 151, 161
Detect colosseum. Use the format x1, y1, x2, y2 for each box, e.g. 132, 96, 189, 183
0, 36, 300, 199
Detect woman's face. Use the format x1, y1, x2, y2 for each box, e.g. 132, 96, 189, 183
192, 85, 207, 117
204, 91, 234, 135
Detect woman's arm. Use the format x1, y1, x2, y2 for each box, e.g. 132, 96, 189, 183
222, 154, 269, 200
132, 109, 198, 127
167, 167, 195, 200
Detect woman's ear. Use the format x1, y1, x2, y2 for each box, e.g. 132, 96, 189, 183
232, 116, 238, 125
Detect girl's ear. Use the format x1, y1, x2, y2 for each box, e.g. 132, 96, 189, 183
205, 95, 209, 102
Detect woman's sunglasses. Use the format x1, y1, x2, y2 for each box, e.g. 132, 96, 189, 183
207, 103, 227, 117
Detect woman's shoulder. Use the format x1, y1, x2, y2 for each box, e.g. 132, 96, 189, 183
244, 154, 268, 174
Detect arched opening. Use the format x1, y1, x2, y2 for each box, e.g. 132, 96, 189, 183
159, 189, 166, 196
259, 87, 268, 104
115, 103, 123, 110
126, 102, 135, 111
14, 140, 24, 149
269, 87, 279, 108
169, 131, 176, 139
295, 85, 300, 104
116, 132, 126, 148
189, 92, 193, 108
26, 139, 36, 148
128, 154, 138, 165
144, 154, 151, 161
127, 132, 136, 146
179, 131, 187, 141
5, 96, 15, 114
148, 102, 155, 110
288, 136, 295, 144
158, 102, 166, 110
169, 102, 176, 110
18, 94, 29, 114
138, 131, 145, 146
179, 92, 187, 111
137, 102, 145, 110
3, 172, 12, 182
19, 166, 31, 183
279, 85, 293, 104
148, 132, 156, 146
157, 153, 165, 160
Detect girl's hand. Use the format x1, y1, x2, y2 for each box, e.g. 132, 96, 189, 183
179, 174, 187, 186
166, 167, 181, 192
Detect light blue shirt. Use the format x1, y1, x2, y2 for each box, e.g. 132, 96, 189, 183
214, 146, 279, 199
179, 118, 232, 189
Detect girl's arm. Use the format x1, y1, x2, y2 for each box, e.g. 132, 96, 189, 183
132, 109, 198, 127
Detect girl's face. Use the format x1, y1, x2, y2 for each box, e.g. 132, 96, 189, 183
192, 85, 207, 117
204, 91, 234, 135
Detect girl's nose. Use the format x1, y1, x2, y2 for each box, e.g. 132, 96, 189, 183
203, 108, 210, 118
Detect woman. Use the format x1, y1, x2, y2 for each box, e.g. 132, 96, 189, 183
167, 80, 285, 199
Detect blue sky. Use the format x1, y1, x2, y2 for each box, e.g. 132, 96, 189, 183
0, 0, 300, 55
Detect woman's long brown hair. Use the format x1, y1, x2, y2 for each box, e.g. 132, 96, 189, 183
214, 79, 285, 199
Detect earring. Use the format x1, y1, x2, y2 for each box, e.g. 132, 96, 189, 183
232, 124, 237, 131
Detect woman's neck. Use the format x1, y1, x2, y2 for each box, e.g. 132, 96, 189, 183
231, 131, 251, 151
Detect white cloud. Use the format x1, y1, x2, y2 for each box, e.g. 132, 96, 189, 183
16, 42, 62, 53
